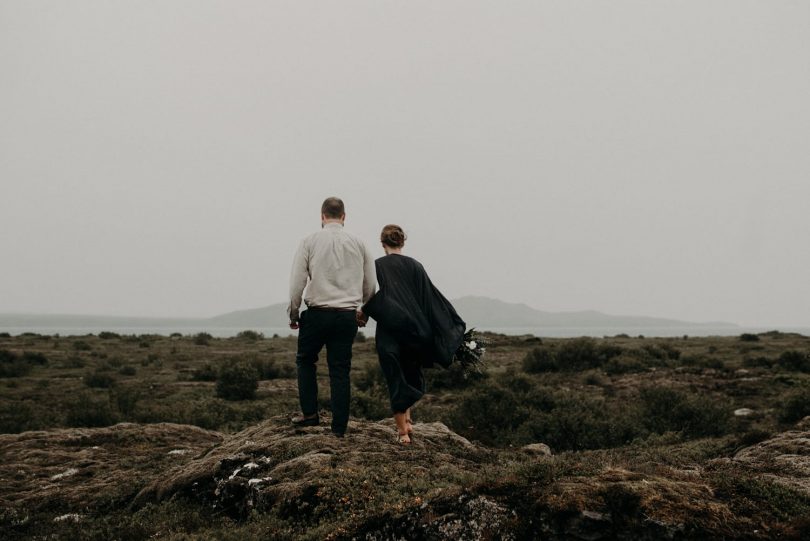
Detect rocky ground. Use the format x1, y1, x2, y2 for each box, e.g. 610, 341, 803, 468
3, 331, 810, 539
2, 414, 810, 540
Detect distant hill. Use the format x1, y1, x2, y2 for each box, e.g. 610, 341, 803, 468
451, 296, 738, 329
0, 296, 737, 333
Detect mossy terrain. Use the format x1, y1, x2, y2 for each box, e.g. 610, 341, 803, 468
1, 330, 810, 539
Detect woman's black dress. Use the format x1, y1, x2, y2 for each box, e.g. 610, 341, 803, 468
362, 254, 466, 413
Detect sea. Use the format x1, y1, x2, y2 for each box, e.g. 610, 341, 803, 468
1, 325, 808, 339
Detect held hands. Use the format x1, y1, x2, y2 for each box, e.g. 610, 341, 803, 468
356, 309, 369, 328
289, 319, 300, 330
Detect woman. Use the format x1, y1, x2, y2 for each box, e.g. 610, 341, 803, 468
358, 225, 466, 445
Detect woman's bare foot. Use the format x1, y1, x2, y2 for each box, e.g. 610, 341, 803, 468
394, 412, 411, 445
405, 408, 414, 436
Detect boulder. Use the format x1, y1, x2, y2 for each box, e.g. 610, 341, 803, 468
522, 443, 552, 456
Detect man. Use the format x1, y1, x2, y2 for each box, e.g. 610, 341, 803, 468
287, 197, 376, 437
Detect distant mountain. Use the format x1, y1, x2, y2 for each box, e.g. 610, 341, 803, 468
207, 303, 289, 327
0, 296, 737, 333
451, 296, 738, 329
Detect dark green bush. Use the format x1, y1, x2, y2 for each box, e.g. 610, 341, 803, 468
776, 351, 810, 372
515, 395, 643, 451
779, 386, 810, 423
73, 340, 92, 351
111, 387, 141, 418
65, 392, 118, 427
449, 370, 644, 450
522, 347, 558, 373
193, 333, 213, 346
351, 389, 390, 420
354, 364, 386, 392
556, 338, 600, 370
428, 362, 488, 390
215, 361, 259, 400
0, 350, 41, 377
61, 356, 86, 369
604, 354, 649, 375
743, 356, 774, 369
244, 357, 294, 380
192, 363, 218, 382
0, 332, 10, 338
636, 343, 680, 361
236, 330, 263, 341
447, 384, 528, 446
739, 333, 760, 342
99, 332, 120, 340
0, 401, 35, 433
21, 352, 48, 365
554, 338, 624, 371
639, 387, 731, 437
84, 369, 116, 388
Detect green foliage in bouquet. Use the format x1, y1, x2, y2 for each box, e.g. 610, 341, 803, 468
453, 328, 487, 375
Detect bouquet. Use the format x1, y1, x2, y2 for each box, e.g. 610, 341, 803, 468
453, 328, 487, 375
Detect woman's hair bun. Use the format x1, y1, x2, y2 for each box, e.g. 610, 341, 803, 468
381, 224, 407, 248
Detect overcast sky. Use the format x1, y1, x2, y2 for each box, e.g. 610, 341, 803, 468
1, 1, 808, 327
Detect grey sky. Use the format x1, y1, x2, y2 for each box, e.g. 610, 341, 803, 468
1, 1, 808, 327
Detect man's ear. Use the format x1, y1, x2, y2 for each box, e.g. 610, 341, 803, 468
340, 213, 346, 223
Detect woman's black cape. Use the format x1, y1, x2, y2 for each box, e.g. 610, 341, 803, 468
362, 255, 466, 368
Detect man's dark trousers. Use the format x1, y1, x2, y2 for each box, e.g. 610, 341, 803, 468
296, 308, 358, 435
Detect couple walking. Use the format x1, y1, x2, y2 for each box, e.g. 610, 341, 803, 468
287, 197, 466, 444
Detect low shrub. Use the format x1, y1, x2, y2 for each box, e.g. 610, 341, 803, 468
639, 387, 731, 437
351, 389, 390, 420
354, 364, 386, 393
742, 356, 774, 369
73, 340, 92, 351
84, 369, 116, 388
193, 333, 213, 346
111, 387, 141, 418
604, 354, 648, 375
21, 352, 48, 365
99, 332, 120, 340
554, 338, 625, 371
0, 350, 48, 377
216, 361, 259, 400
61, 356, 86, 369
192, 363, 218, 382
0, 401, 35, 433
739, 333, 760, 342
64, 392, 118, 427
522, 347, 558, 373
236, 330, 264, 341
427, 362, 488, 390
447, 383, 528, 446
776, 351, 810, 372
245, 357, 295, 380
779, 386, 810, 423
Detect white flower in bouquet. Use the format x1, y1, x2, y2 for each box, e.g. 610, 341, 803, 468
454, 329, 488, 376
